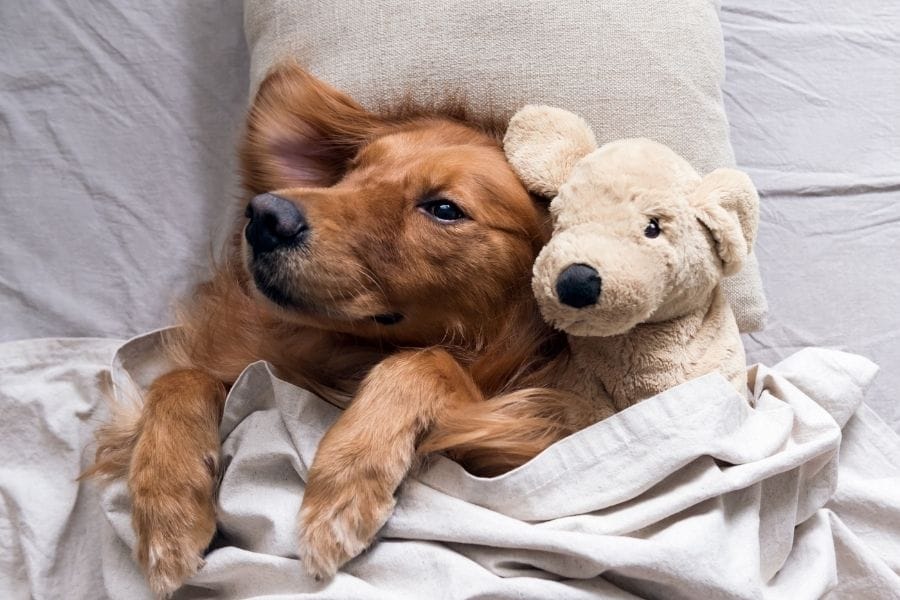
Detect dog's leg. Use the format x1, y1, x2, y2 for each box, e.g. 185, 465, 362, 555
297, 348, 481, 579
127, 369, 225, 597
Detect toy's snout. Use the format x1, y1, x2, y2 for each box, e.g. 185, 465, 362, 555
555, 264, 601, 308
532, 223, 673, 338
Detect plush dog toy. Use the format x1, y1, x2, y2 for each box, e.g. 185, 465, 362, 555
504, 105, 760, 426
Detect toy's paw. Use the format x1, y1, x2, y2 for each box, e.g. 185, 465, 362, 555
297, 484, 395, 580
130, 446, 219, 597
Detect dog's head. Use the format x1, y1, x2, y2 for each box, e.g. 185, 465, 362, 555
238, 63, 548, 344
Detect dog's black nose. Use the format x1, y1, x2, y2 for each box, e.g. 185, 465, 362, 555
245, 193, 308, 253
555, 264, 601, 308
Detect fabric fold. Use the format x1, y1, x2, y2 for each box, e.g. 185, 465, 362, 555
1, 331, 897, 599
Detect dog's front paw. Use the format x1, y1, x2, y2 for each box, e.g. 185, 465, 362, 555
136, 522, 210, 598
130, 445, 219, 597
297, 485, 396, 580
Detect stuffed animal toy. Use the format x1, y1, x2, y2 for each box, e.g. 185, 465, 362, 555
503, 105, 760, 427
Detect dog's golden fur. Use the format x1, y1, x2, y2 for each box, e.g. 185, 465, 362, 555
85, 62, 576, 594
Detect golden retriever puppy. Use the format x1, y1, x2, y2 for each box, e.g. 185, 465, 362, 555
86, 63, 570, 594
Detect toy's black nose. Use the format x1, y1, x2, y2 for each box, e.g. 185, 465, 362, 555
555, 264, 601, 308
245, 193, 308, 253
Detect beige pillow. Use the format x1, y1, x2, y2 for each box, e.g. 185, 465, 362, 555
244, 0, 767, 332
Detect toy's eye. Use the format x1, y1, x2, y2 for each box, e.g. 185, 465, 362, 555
644, 218, 661, 238
419, 197, 467, 223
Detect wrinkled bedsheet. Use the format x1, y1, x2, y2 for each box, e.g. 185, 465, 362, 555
0, 0, 248, 340
2, 332, 899, 598
720, 0, 900, 431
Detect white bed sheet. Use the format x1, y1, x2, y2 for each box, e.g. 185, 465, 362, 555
721, 0, 900, 430
0, 0, 248, 340
2, 333, 898, 599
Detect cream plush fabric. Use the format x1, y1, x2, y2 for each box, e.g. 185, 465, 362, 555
243, 0, 768, 332
502, 109, 758, 424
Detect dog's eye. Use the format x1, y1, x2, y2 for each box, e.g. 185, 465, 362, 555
419, 198, 467, 223
644, 218, 661, 238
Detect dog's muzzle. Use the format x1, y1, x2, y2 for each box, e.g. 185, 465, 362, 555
245, 193, 308, 254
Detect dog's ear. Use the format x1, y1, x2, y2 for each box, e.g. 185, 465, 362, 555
241, 61, 379, 192
693, 168, 760, 276
503, 105, 598, 198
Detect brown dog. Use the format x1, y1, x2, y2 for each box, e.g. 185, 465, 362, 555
86, 62, 572, 594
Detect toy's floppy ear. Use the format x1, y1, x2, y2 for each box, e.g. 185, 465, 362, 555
503, 105, 598, 197
693, 168, 760, 276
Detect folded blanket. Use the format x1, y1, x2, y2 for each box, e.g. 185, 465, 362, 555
1, 332, 898, 599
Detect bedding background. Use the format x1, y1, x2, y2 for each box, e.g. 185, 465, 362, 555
0, 0, 248, 340
2, 331, 898, 599
0, 1, 897, 419
720, 0, 900, 432
1, 1, 899, 599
